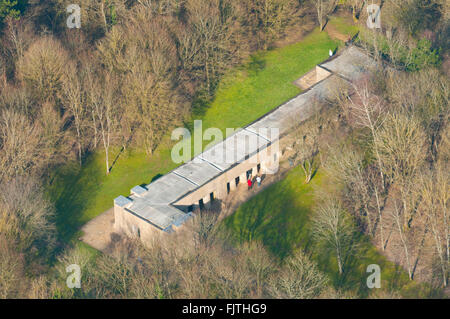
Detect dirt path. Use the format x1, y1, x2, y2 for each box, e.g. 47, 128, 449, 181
274, 19, 316, 48
80, 208, 116, 252
324, 23, 352, 42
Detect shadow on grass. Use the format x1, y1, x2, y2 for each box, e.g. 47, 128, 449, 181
222, 166, 433, 297
223, 169, 314, 260
47, 155, 104, 244
246, 53, 267, 76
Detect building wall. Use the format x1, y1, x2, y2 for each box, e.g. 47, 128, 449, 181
173, 140, 280, 209
114, 139, 285, 243
114, 204, 166, 242
316, 65, 332, 83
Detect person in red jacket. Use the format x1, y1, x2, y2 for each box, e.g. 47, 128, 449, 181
247, 178, 253, 190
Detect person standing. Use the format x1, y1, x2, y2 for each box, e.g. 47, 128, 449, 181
247, 178, 252, 190
256, 176, 261, 187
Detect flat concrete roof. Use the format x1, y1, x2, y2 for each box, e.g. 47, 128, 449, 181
320, 46, 376, 81
127, 202, 189, 230
247, 74, 343, 137
199, 129, 269, 171
115, 46, 375, 232
137, 173, 198, 205
173, 161, 222, 186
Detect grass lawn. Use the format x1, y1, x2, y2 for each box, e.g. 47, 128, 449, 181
47, 28, 340, 243
201, 29, 340, 135
222, 166, 432, 298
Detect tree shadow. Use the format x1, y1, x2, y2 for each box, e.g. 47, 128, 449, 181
310, 167, 319, 181
47, 157, 104, 244
109, 146, 125, 173
190, 91, 212, 121
246, 54, 266, 76
108, 135, 135, 173
224, 179, 311, 260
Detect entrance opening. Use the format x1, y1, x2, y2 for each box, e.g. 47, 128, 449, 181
227, 182, 231, 194
257, 164, 261, 173
246, 169, 253, 180
210, 192, 215, 202
199, 199, 204, 210
235, 177, 240, 186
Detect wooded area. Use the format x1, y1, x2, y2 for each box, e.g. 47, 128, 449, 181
0, 0, 448, 298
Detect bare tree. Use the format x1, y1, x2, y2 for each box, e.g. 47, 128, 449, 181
390, 199, 414, 280
0, 177, 56, 263
418, 164, 449, 287
375, 113, 427, 228
87, 72, 121, 175
312, 0, 337, 31
2, 17, 33, 66
345, 78, 387, 189
344, 0, 366, 22
268, 250, 328, 298
312, 197, 356, 275
292, 120, 320, 184
17, 36, 69, 102
182, 0, 242, 94
324, 144, 382, 236
0, 236, 25, 298
189, 209, 221, 249
240, 241, 274, 297
242, 0, 295, 49
0, 105, 68, 180
62, 63, 87, 165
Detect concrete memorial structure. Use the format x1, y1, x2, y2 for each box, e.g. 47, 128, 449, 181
114, 45, 376, 243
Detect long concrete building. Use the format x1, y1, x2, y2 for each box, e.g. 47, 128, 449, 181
114, 45, 376, 242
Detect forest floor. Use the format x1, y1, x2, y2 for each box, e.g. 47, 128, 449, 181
325, 16, 361, 42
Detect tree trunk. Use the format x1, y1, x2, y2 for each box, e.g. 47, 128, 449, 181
374, 184, 385, 250
430, 218, 447, 287
101, 2, 108, 30
75, 122, 82, 166
394, 203, 412, 280
336, 245, 343, 275
205, 53, 211, 95
104, 143, 110, 175
302, 160, 313, 184
352, 7, 358, 23
92, 111, 98, 148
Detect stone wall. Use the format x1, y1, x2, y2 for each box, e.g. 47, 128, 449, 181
173, 140, 280, 210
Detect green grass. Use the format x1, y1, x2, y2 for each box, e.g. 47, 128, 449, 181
48, 145, 179, 243
201, 29, 340, 135
47, 28, 340, 243
327, 16, 360, 38
222, 166, 429, 298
